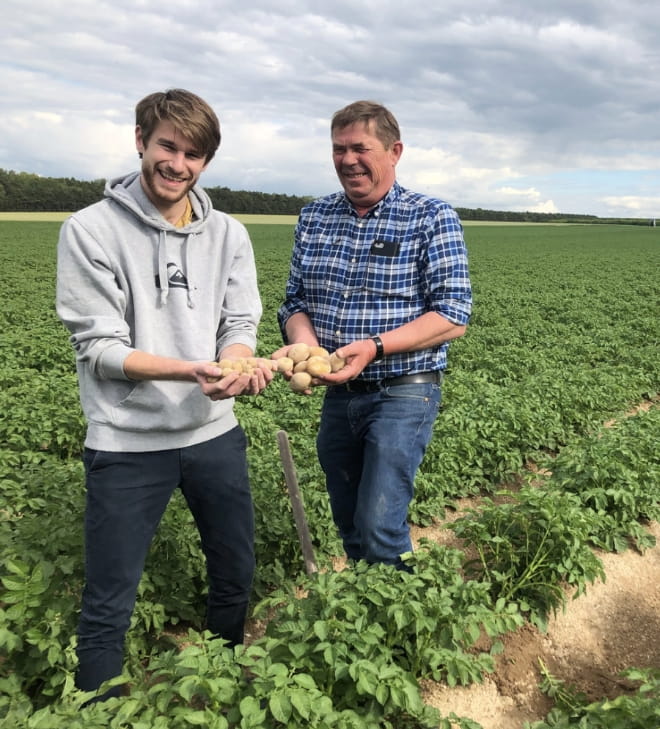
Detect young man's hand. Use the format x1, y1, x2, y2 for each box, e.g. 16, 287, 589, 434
194, 361, 273, 399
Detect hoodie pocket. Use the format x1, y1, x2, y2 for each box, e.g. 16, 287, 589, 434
111, 380, 214, 432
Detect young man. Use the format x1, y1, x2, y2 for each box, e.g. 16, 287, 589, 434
276, 100, 472, 569
56, 89, 272, 699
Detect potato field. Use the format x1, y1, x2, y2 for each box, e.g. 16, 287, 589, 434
1, 219, 659, 728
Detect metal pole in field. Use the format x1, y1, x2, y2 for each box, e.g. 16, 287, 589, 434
276, 429, 318, 575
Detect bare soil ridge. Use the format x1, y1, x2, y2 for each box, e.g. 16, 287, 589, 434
416, 515, 660, 728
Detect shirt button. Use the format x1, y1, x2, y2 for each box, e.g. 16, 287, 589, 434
335, 330, 341, 336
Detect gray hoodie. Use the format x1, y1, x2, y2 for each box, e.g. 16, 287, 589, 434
56, 172, 262, 452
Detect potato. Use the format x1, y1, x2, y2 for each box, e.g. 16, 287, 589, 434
276, 356, 294, 372
329, 351, 346, 372
293, 360, 309, 373
206, 361, 241, 382
244, 357, 275, 371
259, 358, 279, 371
306, 355, 332, 377
290, 371, 312, 393
308, 345, 330, 359
218, 358, 246, 372
288, 342, 311, 363
206, 362, 222, 383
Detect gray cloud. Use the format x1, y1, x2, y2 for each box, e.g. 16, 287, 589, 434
2, 0, 660, 217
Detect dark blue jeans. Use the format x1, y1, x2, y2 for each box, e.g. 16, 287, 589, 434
316, 382, 441, 567
76, 426, 255, 697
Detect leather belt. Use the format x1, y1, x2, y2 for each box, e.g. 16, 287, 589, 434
331, 371, 442, 393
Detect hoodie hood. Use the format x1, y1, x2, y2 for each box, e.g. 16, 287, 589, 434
104, 172, 213, 307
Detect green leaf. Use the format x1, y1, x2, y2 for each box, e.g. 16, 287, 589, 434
183, 710, 211, 725
268, 692, 292, 722
293, 673, 317, 690
290, 688, 312, 719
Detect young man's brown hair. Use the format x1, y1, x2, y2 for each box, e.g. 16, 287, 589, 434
135, 88, 221, 163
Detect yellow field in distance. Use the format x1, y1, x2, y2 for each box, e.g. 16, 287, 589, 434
0, 212, 299, 225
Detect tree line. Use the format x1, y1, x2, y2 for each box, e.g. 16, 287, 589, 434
0, 168, 654, 225
0, 169, 313, 216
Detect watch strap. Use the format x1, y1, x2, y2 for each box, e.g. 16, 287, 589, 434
370, 335, 385, 362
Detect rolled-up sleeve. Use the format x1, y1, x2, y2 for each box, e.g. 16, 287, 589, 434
423, 205, 472, 325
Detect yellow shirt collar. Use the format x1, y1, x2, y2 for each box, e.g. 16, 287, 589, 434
175, 197, 193, 228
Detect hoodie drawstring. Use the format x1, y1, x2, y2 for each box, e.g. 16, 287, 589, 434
158, 230, 169, 305
184, 233, 195, 308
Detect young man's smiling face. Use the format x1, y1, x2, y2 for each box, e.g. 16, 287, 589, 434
332, 121, 402, 215
136, 120, 208, 221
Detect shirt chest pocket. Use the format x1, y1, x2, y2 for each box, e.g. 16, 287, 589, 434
363, 254, 418, 299
302, 241, 348, 292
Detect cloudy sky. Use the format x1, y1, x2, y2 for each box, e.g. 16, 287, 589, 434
3, 0, 660, 218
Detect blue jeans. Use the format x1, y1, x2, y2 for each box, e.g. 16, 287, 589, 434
76, 426, 255, 697
316, 382, 441, 567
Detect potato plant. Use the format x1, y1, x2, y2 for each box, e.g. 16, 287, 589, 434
528, 667, 660, 729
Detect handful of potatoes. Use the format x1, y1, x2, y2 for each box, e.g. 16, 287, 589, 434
205, 356, 278, 382
207, 344, 345, 394
275, 343, 345, 393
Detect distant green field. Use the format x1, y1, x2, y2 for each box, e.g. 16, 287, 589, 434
0, 211, 594, 226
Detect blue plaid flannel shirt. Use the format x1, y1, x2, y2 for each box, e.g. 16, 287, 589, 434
277, 182, 472, 381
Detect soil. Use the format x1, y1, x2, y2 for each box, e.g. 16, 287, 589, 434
413, 516, 660, 728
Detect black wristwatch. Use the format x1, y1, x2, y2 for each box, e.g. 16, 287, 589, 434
369, 335, 385, 362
